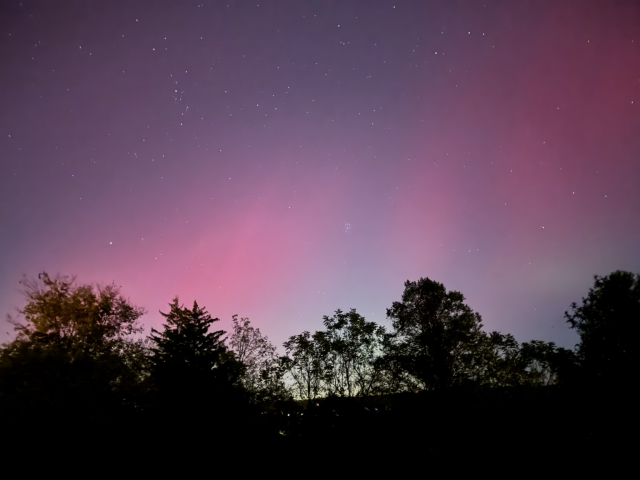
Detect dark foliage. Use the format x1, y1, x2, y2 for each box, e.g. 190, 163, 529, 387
386, 277, 491, 388
227, 314, 291, 409
566, 270, 640, 384
147, 297, 250, 434
0, 273, 147, 432
1, 270, 638, 466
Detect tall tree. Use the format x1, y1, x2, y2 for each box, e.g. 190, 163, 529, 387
148, 298, 245, 417
386, 277, 489, 389
227, 314, 289, 406
0, 273, 147, 427
11, 272, 145, 351
282, 331, 323, 403
314, 309, 387, 398
565, 270, 640, 383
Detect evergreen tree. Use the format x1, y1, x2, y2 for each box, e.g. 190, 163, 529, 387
148, 298, 246, 426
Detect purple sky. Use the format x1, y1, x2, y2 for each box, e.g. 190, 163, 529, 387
1, 1, 639, 350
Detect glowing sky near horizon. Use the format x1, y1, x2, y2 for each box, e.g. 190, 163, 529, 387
1, 1, 639, 349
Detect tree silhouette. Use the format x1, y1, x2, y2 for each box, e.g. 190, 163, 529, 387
11, 272, 145, 350
0, 273, 147, 429
149, 298, 243, 399
282, 331, 323, 403
314, 309, 387, 398
476, 333, 574, 387
565, 270, 640, 383
227, 314, 290, 407
386, 277, 489, 389
147, 297, 247, 434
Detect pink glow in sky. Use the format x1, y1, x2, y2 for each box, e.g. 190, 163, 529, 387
1, 1, 639, 350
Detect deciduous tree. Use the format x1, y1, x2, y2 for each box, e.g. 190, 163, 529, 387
314, 309, 387, 398
227, 314, 289, 406
386, 277, 489, 389
565, 270, 640, 383
282, 331, 323, 403
0, 272, 147, 426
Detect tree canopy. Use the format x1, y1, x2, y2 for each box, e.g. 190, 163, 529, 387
11, 272, 144, 350
386, 277, 489, 389
282, 330, 323, 403
1, 268, 637, 460
314, 309, 387, 398
0, 272, 148, 427
227, 314, 289, 407
565, 270, 640, 383
148, 298, 246, 418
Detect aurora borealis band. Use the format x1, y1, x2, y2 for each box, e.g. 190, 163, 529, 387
1, 1, 639, 349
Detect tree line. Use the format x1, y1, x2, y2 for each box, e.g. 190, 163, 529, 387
0, 270, 638, 461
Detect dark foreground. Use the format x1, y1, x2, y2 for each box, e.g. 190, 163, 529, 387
4, 385, 637, 470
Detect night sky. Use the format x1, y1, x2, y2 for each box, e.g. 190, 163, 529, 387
1, 1, 639, 349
